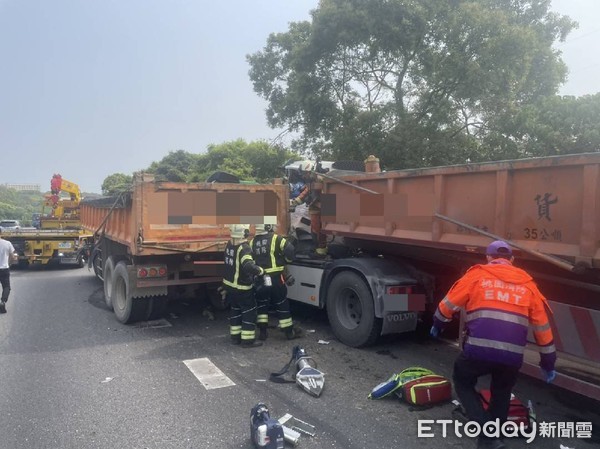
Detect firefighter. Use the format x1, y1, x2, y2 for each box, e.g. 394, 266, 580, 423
251, 223, 301, 340
222, 224, 265, 348
430, 240, 556, 449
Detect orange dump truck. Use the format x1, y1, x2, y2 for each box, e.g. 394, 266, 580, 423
285, 152, 600, 400
80, 173, 288, 324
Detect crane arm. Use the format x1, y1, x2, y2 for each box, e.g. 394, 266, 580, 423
51, 174, 81, 202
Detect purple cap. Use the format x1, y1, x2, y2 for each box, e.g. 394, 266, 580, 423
486, 240, 513, 257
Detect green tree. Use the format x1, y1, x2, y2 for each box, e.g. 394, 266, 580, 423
248, 0, 575, 168
0, 186, 46, 226
146, 150, 200, 182
194, 140, 297, 183
103, 140, 299, 186
101, 173, 133, 196
509, 93, 600, 157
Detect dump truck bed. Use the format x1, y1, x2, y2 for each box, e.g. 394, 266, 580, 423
321, 152, 600, 271
80, 174, 289, 256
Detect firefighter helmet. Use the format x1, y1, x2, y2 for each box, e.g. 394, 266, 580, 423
255, 223, 274, 234
229, 224, 250, 239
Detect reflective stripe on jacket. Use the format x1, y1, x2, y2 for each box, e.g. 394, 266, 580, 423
250, 232, 294, 273
223, 241, 262, 290
434, 259, 556, 371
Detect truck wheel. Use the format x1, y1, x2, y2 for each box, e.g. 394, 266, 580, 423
90, 249, 103, 279
103, 258, 116, 310
112, 261, 149, 324
326, 271, 382, 347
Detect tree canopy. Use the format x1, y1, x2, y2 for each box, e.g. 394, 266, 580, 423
0, 187, 41, 225
248, 0, 581, 168
101, 173, 134, 196
0, 186, 100, 225
103, 139, 299, 188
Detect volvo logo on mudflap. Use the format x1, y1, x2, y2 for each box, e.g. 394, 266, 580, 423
382, 312, 419, 335
387, 312, 417, 322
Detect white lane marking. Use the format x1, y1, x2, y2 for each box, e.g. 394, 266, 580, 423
183, 357, 236, 390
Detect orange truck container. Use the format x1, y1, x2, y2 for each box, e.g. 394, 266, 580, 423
80, 173, 288, 324
288, 152, 600, 399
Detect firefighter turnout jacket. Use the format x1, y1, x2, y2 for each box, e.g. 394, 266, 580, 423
250, 232, 294, 274
223, 240, 264, 290
433, 259, 556, 372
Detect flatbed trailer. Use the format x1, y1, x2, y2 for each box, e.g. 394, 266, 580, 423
2, 228, 89, 267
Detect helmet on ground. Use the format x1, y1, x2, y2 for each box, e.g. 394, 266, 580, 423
229, 224, 250, 239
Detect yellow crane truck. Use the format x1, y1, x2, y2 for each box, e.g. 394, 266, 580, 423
3, 174, 91, 268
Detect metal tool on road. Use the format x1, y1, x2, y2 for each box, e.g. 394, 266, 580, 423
250, 403, 285, 449
278, 413, 316, 436
270, 346, 325, 397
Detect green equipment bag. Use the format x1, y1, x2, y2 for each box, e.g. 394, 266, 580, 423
398, 367, 435, 384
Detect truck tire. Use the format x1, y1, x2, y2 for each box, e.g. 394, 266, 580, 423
90, 249, 103, 279
326, 271, 382, 347
112, 261, 149, 324
103, 258, 116, 310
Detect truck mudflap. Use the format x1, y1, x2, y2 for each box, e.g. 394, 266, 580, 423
380, 293, 427, 336
127, 265, 168, 299
381, 311, 419, 335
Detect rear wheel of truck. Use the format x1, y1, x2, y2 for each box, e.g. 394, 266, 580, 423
112, 262, 149, 324
103, 258, 116, 310
326, 271, 381, 347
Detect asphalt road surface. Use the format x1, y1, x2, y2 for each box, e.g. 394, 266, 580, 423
0, 267, 598, 449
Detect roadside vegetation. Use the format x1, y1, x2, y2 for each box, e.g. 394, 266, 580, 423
100, 1, 600, 188
0, 186, 99, 226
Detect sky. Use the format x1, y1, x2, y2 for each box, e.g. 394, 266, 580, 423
1, 0, 599, 194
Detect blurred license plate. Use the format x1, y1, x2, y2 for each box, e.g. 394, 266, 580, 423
58, 242, 72, 249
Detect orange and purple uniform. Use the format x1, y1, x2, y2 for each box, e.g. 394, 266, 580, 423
434, 259, 556, 371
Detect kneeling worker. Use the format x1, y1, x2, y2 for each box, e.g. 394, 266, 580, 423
251, 223, 300, 340
431, 240, 556, 449
223, 224, 265, 348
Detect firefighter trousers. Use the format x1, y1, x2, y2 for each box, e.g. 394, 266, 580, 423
227, 288, 258, 343
256, 273, 292, 331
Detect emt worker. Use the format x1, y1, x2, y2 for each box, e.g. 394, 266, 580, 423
430, 240, 556, 449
